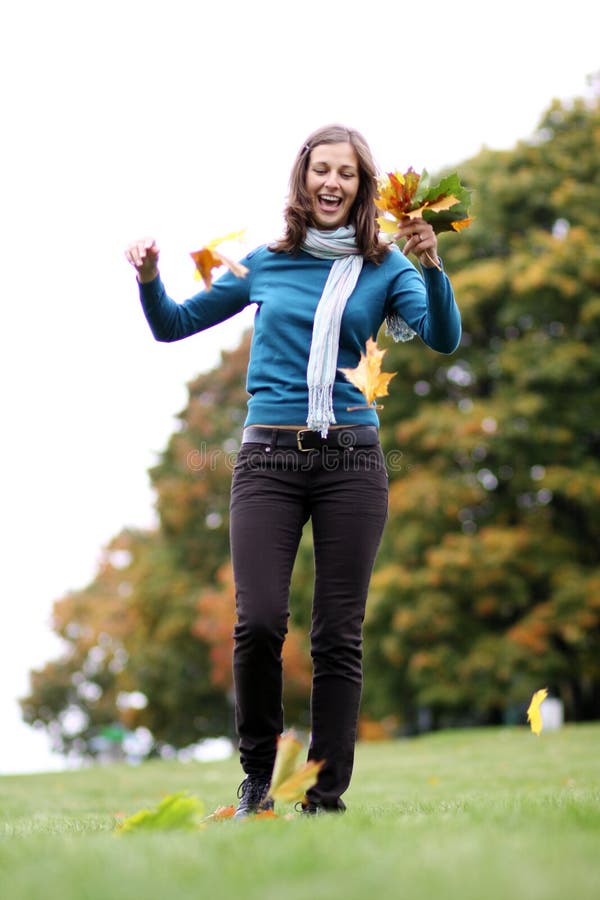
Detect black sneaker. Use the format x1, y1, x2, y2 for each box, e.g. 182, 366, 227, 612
233, 774, 274, 819
297, 798, 346, 815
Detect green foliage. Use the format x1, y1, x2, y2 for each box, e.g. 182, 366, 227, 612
149, 332, 251, 578
415, 169, 473, 231
369, 90, 600, 728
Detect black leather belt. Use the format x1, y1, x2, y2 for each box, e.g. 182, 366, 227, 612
241, 425, 379, 452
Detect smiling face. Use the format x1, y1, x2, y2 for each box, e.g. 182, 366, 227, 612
305, 142, 360, 230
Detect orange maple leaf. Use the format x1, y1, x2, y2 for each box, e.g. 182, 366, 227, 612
204, 804, 236, 821
527, 688, 548, 736
250, 809, 279, 821
339, 336, 397, 407
451, 217, 474, 232
374, 168, 421, 219
190, 229, 249, 290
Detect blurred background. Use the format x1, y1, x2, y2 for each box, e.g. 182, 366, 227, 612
1, 0, 598, 773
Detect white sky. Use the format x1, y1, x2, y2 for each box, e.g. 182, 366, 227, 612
0, 0, 598, 774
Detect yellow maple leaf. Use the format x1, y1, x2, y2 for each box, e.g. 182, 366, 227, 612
376, 216, 401, 236
339, 336, 397, 406
403, 194, 460, 220
527, 688, 548, 736
269, 731, 304, 796
190, 229, 248, 290
263, 729, 326, 808
269, 760, 325, 804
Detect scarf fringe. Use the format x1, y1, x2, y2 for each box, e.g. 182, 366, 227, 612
385, 312, 417, 343
307, 384, 336, 438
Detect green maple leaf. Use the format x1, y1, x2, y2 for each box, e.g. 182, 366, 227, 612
116, 792, 205, 834
412, 171, 472, 232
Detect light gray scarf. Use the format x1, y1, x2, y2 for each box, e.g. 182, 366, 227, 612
301, 226, 415, 437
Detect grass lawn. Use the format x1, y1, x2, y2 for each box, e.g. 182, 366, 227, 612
1, 725, 599, 900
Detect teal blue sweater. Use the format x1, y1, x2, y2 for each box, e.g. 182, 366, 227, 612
139, 244, 461, 427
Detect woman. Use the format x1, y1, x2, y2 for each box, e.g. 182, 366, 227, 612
125, 124, 461, 816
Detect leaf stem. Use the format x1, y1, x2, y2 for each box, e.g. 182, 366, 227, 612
346, 404, 384, 411
424, 251, 442, 271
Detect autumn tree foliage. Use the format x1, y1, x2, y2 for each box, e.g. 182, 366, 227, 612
22, 85, 600, 755
365, 87, 600, 727
21, 527, 233, 754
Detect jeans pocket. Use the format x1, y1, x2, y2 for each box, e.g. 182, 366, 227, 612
233, 443, 270, 473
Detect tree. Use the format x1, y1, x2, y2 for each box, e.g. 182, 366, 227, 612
21, 528, 232, 754
365, 88, 600, 728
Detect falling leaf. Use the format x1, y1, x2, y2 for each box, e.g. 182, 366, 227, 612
189, 247, 222, 290
269, 760, 325, 804
116, 792, 205, 833
339, 336, 397, 406
265, 729, 325, 807
527, 688, 549, 736
269, 731, 304, 796
190, 229, 249, 290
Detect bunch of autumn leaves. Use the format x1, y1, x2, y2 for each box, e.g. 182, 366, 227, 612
189, 168, 472, 409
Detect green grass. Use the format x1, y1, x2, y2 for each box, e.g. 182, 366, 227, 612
1, 725, 599, 899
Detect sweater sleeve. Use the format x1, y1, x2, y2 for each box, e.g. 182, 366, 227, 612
385, 251, 461, 354
138, 258, 254, 343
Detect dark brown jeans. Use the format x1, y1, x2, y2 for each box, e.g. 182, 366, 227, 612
229, 439, 388, 807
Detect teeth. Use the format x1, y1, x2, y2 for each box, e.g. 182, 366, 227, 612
320, 194, 341, 204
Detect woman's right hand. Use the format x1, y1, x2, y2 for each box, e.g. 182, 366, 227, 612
124, 237, 160, 283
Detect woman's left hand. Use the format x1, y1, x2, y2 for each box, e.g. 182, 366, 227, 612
394, 218, 440, 269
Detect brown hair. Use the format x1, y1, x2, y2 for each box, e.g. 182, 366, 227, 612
271, 124, 389, 264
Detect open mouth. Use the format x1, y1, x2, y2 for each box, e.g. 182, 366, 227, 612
318, 193, 343, 211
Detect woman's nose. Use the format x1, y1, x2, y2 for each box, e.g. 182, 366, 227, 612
323, 170, 341, 189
